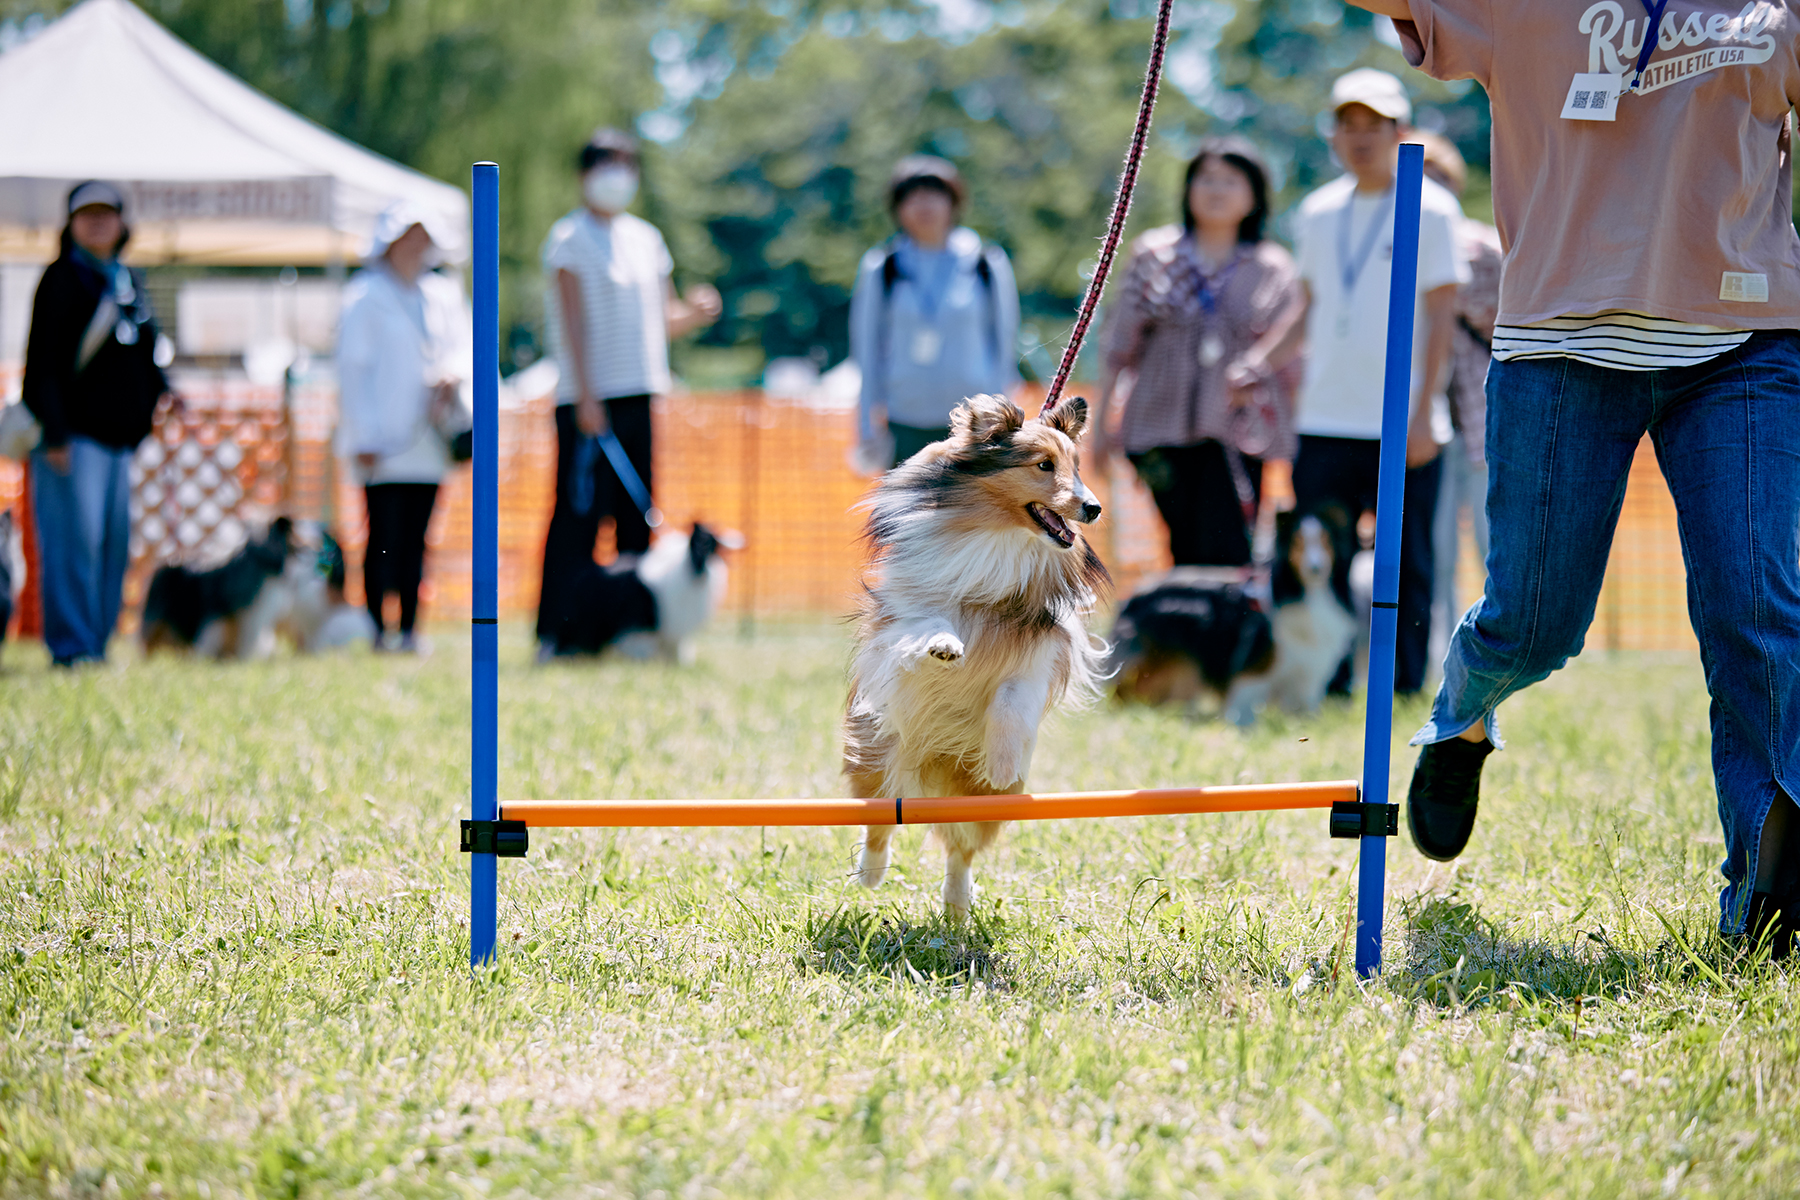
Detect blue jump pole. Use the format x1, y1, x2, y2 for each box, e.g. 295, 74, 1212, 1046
1355, 143, 1424, 978
470, 162, 500, 968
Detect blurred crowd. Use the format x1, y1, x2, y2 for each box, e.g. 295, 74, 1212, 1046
13, 66, 1489, 685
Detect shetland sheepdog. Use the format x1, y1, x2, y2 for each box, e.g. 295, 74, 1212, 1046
549, 524, 739, 664
845, 394, 1111, 918
1256, 505, 1359, 714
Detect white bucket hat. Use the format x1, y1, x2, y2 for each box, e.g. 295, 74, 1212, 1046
365, 201, 462, 264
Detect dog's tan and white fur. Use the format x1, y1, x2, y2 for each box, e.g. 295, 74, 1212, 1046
845, 394, 1111, 918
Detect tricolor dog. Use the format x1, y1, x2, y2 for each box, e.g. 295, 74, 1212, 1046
844, 393, 1110, 918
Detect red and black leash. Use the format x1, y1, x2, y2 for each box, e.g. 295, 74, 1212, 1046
1041, 0, 1176, 414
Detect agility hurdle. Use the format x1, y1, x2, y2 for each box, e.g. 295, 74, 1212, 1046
461, 144, 1428, 977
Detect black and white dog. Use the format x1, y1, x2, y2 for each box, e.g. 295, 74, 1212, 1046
549, 523, 739, 663
1107, 569, 1273, 724
143, 519, 379, 659
0, 510, 23, 663
1107, 505, 1361, 723
142, 517, 299, 658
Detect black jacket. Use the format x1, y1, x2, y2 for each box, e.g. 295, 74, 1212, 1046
22, 250, 171, 450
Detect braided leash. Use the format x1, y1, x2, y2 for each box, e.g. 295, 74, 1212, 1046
1041, 0, 1176, 414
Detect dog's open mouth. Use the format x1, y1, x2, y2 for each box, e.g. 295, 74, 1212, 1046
1026, 502, 1077, 548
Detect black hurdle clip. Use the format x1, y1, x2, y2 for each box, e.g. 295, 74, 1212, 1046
1329, 801, 1397, 840
461, 819, 529, 857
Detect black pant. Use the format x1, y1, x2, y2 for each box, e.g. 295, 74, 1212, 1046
1129, 440, 1260, 567
363, 482, 439, 635
889, 422, 951, 468
1291, 434, 1441, 695
536, 397, 654, 641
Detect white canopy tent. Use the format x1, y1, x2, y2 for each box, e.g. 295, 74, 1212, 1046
0, 0, 468, 267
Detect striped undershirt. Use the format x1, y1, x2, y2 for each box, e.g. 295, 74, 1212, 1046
1490, 311, 1751, 372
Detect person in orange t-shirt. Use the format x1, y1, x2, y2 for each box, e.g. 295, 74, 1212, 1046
1353, 0, 1800, 957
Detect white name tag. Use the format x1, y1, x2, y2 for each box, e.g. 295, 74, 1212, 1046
1560, 73, 1621, 122
1721, 272, 1769, 303
910, 329, 942, 365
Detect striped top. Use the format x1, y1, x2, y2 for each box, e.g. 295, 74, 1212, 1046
1490, 311, 1750, 372
541, 209, 673, 402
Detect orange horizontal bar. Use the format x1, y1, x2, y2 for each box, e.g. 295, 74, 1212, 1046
501, 781, 1359, 828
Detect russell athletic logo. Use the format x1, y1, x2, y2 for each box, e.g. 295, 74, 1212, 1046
1581, 1, 1779, 91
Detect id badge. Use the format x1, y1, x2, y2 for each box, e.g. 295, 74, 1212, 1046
910, 329, 942, 365
1561, 73, 1621, 122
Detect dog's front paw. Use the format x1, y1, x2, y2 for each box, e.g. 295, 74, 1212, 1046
925, 632, 965, 664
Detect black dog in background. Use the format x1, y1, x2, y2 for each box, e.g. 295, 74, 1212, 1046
141, 517, 296, 654
551, 524, 734, 660
1108, 571, 1275, 718
0, 510, 20, 662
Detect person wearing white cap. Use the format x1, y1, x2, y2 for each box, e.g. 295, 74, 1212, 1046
335, 201, 471, 653
1229, 67, 1468, 696
22, 180, 178, 666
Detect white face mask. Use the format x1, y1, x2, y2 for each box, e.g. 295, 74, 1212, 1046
584, 166, 639, 213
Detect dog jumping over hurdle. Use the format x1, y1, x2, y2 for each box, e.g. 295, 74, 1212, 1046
844, 393, 1111, 919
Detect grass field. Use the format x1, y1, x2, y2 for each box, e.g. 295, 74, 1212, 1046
1, 624, 1795, 1198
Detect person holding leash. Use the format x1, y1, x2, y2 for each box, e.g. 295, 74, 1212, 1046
535, 127, 720, 655
1353, 0, 1800, 956
849, 156, 1021, 470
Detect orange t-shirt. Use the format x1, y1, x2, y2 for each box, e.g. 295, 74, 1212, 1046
1396, 0, 1800, 329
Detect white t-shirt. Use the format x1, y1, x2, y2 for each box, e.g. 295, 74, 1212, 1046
541, 209, 673, 403
1293, 173, 1468, 440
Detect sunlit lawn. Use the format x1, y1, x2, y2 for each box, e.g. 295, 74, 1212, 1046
1, 623, 1794, 1197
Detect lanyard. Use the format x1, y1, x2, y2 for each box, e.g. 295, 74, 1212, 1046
1625, 0, 1671, 93
1195, 245, 1247, 315
899, 239, 959, 321
1338, 187, 1394, 299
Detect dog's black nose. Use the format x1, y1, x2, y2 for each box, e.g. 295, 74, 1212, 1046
1081, 502, 1102, 523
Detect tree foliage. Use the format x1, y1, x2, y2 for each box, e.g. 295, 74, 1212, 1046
1, 0, 1493, 381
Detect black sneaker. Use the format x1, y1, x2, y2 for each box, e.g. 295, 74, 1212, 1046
1744, 891, 1798, 962
1406, 737, 1494, 861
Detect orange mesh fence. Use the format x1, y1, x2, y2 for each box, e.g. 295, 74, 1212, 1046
0, 366, 1710, 653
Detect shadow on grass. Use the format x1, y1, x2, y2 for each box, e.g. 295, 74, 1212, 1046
1394, 894, 1763, 1008
798, 905, 1014, 990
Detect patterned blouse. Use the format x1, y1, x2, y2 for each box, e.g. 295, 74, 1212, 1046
1100, 226, 1302, 460
1447, 217, 1502, 464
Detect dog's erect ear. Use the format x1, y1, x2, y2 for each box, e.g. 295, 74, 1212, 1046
950, 393, 1025, 445
1041, 395, 1089, 442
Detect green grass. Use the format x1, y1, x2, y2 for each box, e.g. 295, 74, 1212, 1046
1, 625, 1795, 1198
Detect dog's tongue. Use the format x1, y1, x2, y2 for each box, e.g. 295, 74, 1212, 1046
1032, 502, 1072, 541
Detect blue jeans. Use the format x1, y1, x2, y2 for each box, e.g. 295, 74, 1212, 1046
31, 436, 133, 665
1413, 332, 1800, 932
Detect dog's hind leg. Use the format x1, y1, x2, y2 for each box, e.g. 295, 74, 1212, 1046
857, 826, 893, 889
933, 819, 1004, 921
